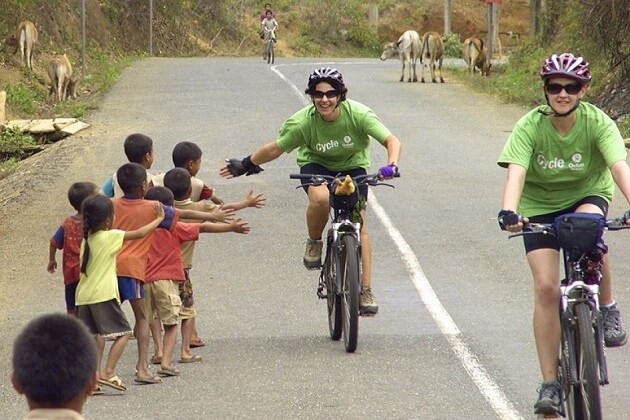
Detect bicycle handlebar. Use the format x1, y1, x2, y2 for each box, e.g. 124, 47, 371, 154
508, 217, 630, 239
289, 172, 399, 189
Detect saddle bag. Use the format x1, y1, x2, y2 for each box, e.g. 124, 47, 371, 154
553, 213, 605, 257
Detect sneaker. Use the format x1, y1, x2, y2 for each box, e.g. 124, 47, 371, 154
359, 286, 379, 315
303, 238, 323, 270
601, 302, 627, 347
533, 380, 561, 415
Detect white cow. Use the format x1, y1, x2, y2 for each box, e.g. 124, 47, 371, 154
463, 36, 491, 76
47, 54, 76, 102
6, 21, 38, 70
380, 30, 421, 82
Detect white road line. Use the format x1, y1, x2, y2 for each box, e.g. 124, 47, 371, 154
272, 62, 523, 420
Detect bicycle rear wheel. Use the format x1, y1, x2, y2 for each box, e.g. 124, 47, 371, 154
574, 302, 602, 419
340, 234, 360, 353
324, 238, 342, 341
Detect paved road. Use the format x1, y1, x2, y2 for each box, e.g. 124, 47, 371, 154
1, 57, 630, 419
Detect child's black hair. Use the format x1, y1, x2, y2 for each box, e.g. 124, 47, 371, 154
12, 313, 97, 405
116, 162, 147, 194
145, 186, 174, 206
172, 141, 203, 168
123, 133, 153, 163
80, 194, 114, 276
163, 167, 192, 201
68, 182, 98, 212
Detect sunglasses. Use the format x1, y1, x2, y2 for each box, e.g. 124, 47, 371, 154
545, 82, 582, 95
312, 90, 339, 99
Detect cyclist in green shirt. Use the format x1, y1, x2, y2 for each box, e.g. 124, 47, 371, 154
497, 52, 630, 416
220, 67, 401, 315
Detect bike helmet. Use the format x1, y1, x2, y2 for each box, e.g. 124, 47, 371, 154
539, 53, 592, 84
305, 67, 348, 101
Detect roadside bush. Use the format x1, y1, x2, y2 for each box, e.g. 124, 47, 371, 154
443, 33, 462, 58
0, 127, 37, 158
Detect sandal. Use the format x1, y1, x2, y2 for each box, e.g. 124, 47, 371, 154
98, 375, 127, 391
190, 338, 205, 348
90, 385, 105, 396
134, 373, 162, 384
158, 366, 181, 377
178, 354, 203, 363
150, 355, 163, 365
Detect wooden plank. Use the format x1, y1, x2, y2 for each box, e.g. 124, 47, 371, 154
26, 119, 57, 134
60, 121, 90, 135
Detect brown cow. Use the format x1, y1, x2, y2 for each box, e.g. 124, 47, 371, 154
419, 31, 444, 83
47, 54, 75, 102
6, 21, 38, 70
462, 36, 491, 76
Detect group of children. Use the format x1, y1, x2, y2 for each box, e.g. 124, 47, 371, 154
48, 133, 265, 394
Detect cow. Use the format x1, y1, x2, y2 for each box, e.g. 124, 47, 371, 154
47, 54, 76, 102
462, 36, 491, 76
419, 31, 444, 83
6, 21, 38, 70
380, 30, 421, 82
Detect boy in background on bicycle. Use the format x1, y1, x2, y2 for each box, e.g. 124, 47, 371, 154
219, 67, 401, 315
260, 9, 277, 60
497, 52, 630, 417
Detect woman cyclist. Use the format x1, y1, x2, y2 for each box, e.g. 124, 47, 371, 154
219, 67, 401, 315
497, 52, 630, 416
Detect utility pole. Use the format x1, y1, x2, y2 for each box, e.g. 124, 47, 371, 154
444, 0, 451, 35
486, 0, 501, 60
149, 0, 153, 56
81, 0, 87, 78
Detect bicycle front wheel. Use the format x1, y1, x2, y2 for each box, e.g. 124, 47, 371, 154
267, 41, 274, 64
574, 302, 603, 419
340, 234, 360, 353
325, 239, 342, 341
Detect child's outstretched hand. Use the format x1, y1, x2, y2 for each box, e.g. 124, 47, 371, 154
213, 206, 236, 223
154, 202, 165, 221
245, 190, 266, 208
231, 218, 251, 234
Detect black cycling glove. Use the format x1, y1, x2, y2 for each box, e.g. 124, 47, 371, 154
498, 209, 520, 230
226, 155, 264, 177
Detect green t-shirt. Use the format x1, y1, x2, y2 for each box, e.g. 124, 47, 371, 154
76, 229, 125, 305
276, 99, 392, 171
497, 102, 626, 217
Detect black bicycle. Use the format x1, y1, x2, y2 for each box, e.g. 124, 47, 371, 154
290, 172, 397, 352
508, 213, 629, 419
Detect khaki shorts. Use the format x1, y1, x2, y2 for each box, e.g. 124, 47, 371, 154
144, 280, 182, 326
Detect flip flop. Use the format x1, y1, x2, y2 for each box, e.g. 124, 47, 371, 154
190, 339, 205, 348
134, 374, 162, 384
157, 366, 181, 377
98, 375, 127, 391
178, 354, 203, 363
90, 385, 105, 396
150, 355, 163, 365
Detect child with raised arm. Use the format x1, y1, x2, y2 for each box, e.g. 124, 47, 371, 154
101, 133, 155, 197
144, 186, 249, 375
48, 182, 98, 315
76, 194, 164, 393
113, 162, 236, 383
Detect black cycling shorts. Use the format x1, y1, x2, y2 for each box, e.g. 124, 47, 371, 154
299, 163, 369, 200
523, 196, 608, 253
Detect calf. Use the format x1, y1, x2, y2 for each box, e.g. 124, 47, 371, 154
380, 30, 421, 82
420, 31, 444, 83
462, 36, 491, 76
6, 21, 38, 70
47, 54, 75, 102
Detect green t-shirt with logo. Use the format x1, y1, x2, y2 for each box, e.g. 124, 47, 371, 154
275, 99, 392, 171
497, 102, 626, 217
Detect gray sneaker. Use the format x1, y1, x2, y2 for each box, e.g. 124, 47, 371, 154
359, 286, 379, 315
602, 302, 627, 347
303, 238, 323, 270
533, 380, 561, 415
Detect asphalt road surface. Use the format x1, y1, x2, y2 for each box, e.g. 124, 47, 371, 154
1, 57, 630, 419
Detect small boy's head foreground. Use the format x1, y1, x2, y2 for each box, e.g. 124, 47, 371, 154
11, 313, 97, 412
145, 186, 175, 206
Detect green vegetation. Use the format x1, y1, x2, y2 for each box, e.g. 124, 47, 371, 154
0, 126, 37, 158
